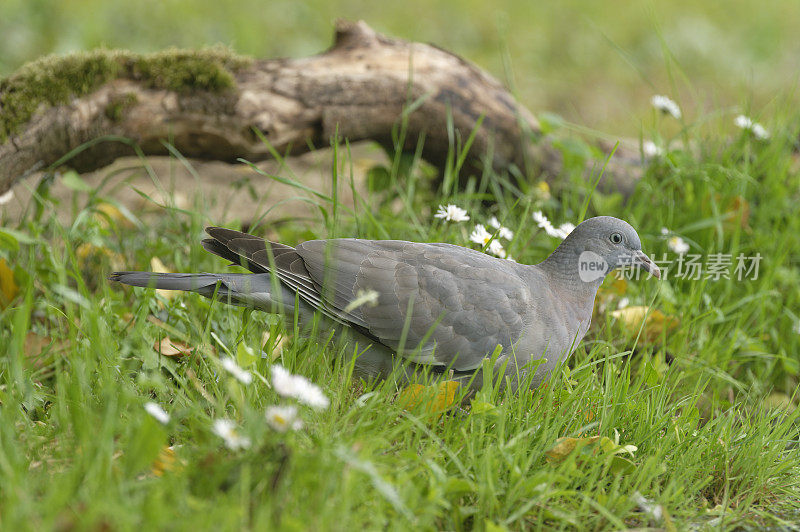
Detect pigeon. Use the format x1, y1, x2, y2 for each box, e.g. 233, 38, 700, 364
110, 216, 659, 391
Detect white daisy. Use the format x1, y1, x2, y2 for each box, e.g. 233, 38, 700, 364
487, 239, 506, 258
144, 402, 170, 425
271, 365, 330, 410
265, 405, 304, 432
220, 357, 253, 385
434, 204, 470, 222
555, 222, 576, 239
643, 141, 664, 157
487, 216, 514, 240
212, 419, 251, 450
734, 115, 769, 140
632, 492, 664, 522
469, 224, 493, 246
532, 210, 550, 227
533, 211, 574, 240
660, 227, 670, 236
617, 297, 630, 310
651, 95, 682, 119
668, 236, 689, 254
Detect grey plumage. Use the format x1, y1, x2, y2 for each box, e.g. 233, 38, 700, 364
110, 216, 659, 391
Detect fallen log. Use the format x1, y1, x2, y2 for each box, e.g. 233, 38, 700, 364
0, 19, 642, 195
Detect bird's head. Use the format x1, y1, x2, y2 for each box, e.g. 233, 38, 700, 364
563, 216, 660, 282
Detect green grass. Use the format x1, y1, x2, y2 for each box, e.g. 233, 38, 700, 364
1, 102, 800, 530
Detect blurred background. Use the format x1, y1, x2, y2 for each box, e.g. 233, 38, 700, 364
2, 0, 798, 138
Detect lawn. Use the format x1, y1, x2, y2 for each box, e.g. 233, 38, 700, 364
2, 1, 800, 530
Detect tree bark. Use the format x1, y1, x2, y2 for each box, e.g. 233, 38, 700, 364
0, 19, 642, 195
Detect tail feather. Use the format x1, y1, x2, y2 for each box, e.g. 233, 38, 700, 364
109, 272, 227, 292
109, 271, 293, 313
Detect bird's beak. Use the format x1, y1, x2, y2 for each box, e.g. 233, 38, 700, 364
634, 250, 661, 279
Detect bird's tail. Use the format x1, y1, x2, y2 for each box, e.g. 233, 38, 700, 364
109, 272, 229, 292
109, 271, 285, 311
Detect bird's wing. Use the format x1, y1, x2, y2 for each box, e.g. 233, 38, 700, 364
202, 227, 369, 329
295, 239, 532, 370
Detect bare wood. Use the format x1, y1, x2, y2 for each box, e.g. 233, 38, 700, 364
0, 20, 641, 195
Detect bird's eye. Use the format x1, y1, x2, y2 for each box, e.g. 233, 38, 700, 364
610, 232, 623, 244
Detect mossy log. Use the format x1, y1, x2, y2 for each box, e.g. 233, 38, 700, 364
0, 20, 642, 195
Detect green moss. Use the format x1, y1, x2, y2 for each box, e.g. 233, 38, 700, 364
0, 46, 251, 142
104, 93, 138, 122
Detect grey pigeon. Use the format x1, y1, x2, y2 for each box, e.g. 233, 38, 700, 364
110, 216, 659, 391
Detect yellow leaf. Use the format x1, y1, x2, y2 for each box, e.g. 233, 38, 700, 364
94, 202, 135, 229
154, 337, 192, 357
611, 305, 679, 344
151, 446, 179, 477
723, 195, 750, 231
397, 381, 460, 414
0, 258, 19, 308
545, 436, 601, 462
150, 256, 175, 301
76, 242, 125, 270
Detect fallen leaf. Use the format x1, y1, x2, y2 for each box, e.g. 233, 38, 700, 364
76, 242, 125, 270
262, 331, 288, 361
148, 256, 177, 303
94, 202, 135, 229
723, 195, 751, 231
151, 446, 179, 477
0, 258, 19, 308
397, 381, 460, 414
24, 332, 68, 370
546, 433, 638, 472
545, 436, 601, 462
611, 305, 679, 344
153, 337, 193, 357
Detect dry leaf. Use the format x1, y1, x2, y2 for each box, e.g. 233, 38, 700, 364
94, 202, 135, 229
0, 258, 19, 308
150, 256, 176, 301
397, 381, 460, 414
151, 446, 178, 477
76, 242, 125, 270
262, 331, 288, 361
723, 195, 751, 231
153, 337, 192, 357
611, 305, 679, 344
24, 332, 68, 370
545, 436, 601, 462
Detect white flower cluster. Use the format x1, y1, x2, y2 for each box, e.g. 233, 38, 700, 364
642, 140, 664, 158
265, 405, 304, 432
532, 211, 575, 240
271, 365, 330, 410
661, 227, 689, 254
432, 203, 515, 260
144, 402, 170, 425
434, 204, 470, 222
651, 95, 682, 119
469, 224, 510, 259
212, 419, 252, 450
221, 357, 253, 385
734, 115, 769, 140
